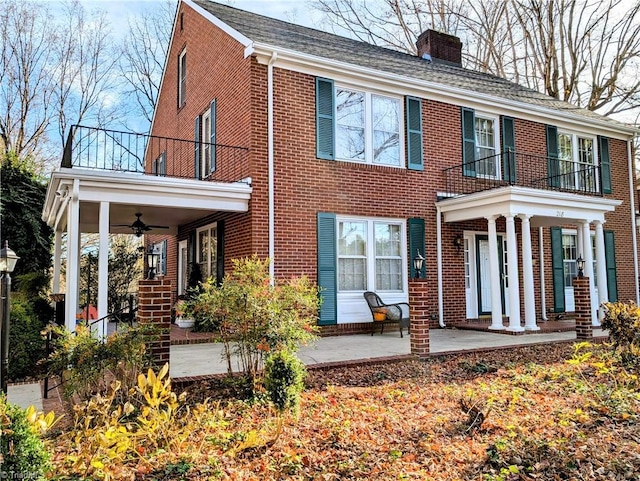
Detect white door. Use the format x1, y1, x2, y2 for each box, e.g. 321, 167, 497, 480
474, 234, 509, 317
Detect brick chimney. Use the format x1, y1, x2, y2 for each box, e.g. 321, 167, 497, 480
415, 30, 462, 67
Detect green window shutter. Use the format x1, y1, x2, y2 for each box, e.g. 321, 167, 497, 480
316, 77, 335, 160
461, 107, 476, 177
604, 230, 618, 302
599, 136, 612, 194
408, 218, 426, 278
317, 212, 337, 325
550, 227, 565, 312
194, 115, 201, 179
216, 220, 224, 286
501, 116, 516, 183
546, 125, 559, 188
210, 99, 217, 173
406, 96, 423, 171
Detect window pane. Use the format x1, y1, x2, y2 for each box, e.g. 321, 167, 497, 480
376, 259, 402, 290
202, 114, 211, 175
577, 137, 595, 191
372, 95, 400, 166
199, 230, 209, 278
336, 89, 365, 160
375, 223, 400, 256
339, 221, 366, 255
558, 133, 575, 189
339, 258, 367, 290
563, 234, 577, 287
208, 227, 217, 278
475, 117, 497, 177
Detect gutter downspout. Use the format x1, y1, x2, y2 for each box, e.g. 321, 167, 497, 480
436, 205, 445, 327
628, 139, 639, 303
268, 51, 278, 285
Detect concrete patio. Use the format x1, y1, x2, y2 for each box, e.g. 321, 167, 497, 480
7, 327, 607, 411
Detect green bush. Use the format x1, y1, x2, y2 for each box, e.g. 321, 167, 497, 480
264, 349, 306, 416
0, 396, 51, 479
602, 301, 640, 368
191, 255, 319, 380
8, 292, 48, 381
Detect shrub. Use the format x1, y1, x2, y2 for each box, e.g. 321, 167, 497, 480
0, 396, 55, 479
602, 301, 640, 367
8, 291, 48, 381
264, 349, 306, 416
47, 323, 157, 404
191, 255, 319, 379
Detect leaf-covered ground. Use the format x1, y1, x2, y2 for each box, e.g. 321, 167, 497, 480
50, 342, 640, 480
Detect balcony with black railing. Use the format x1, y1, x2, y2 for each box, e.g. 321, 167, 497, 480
61, 125, 250, 183
443, 150, 602, 198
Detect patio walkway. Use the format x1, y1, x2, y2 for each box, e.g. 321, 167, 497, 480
169, 328, 607, 379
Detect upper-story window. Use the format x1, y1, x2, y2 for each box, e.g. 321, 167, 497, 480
474, 114, 500, 178
202, 109, 212, 175
558, 131, 597, 192
194, 100, 217, 179
335, 87, 402, 166
178, 49, 186, 108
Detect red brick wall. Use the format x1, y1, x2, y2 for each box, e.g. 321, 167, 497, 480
150, 5, 636, 330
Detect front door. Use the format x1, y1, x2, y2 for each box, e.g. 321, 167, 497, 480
476, 235, 508, 316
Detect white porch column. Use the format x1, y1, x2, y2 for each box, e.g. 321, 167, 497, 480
487, 215, 504, 330
594, 220, 608, 322
505, 214, 523, 332
65, 180, 80, 331
520, 215, 539, 330
538, 226, 547, 321
52, 230, 62, 294
581, 220, 598, 326
97, 201, 110, 338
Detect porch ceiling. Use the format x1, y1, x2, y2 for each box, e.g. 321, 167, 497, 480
42, 168, 252, 233
437, 186, 621, 225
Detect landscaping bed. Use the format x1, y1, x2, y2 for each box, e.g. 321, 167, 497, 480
48, 341, 640, 480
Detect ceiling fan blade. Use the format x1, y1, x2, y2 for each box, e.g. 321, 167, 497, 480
146, 225, 170, 230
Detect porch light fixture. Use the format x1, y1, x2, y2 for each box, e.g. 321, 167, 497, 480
413, 250, 425, 279
146, 246, 160, 280
577, 255, 585, 278
453, 234, 463, 253
0, 241, 19, 394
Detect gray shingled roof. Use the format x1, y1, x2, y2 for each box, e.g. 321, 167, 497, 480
194, 0, 629, 131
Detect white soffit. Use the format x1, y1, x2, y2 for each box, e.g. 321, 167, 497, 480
437, 186, 621, 224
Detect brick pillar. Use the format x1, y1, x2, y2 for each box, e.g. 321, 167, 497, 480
409, 279, 430, 358
574, 276, 592, 339
137, 279, 172, 368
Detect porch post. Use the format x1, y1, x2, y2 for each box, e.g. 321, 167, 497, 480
520, 214, 539, 330
486, 215, 504, 330
409, 279, 430, 358
52, 229, 62, 294
505, 214, 523, 332
538, 226, 548, 321
97, 201, 110, 338
581, 220, 598, 326
594, 220, 608, 320
574, 276, 593, 339
137, 279, 172, 368
65, 179, 80, 332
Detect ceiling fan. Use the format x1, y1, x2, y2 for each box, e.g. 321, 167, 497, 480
113, 213, 169, 237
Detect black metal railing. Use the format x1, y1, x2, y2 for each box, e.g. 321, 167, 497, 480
61, 125, 250, 183
443, 150, 603, 197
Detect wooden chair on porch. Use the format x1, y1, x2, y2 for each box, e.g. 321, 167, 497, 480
363, 291, 410, 338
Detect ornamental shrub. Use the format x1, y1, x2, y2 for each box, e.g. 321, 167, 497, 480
264, 348, 306, 416
602, 302, 640, 357
0, 396, 54, 480
191, 255, 319, 380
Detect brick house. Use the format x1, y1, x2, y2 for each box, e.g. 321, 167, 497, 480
43, 0, 639, 335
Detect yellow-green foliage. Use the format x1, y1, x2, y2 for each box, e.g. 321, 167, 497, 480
602, 301, 640, 366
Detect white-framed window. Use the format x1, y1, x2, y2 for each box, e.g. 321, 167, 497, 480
197, 222, 217, 280
475, 113, 500, 178
562, 231, 597, 288
335, 86, 402, 167
152, 240, 167, 276
152, 151, 166, 176
178, 49, 186, 107
337, 217, 405, 292
558, 131, 598, 192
